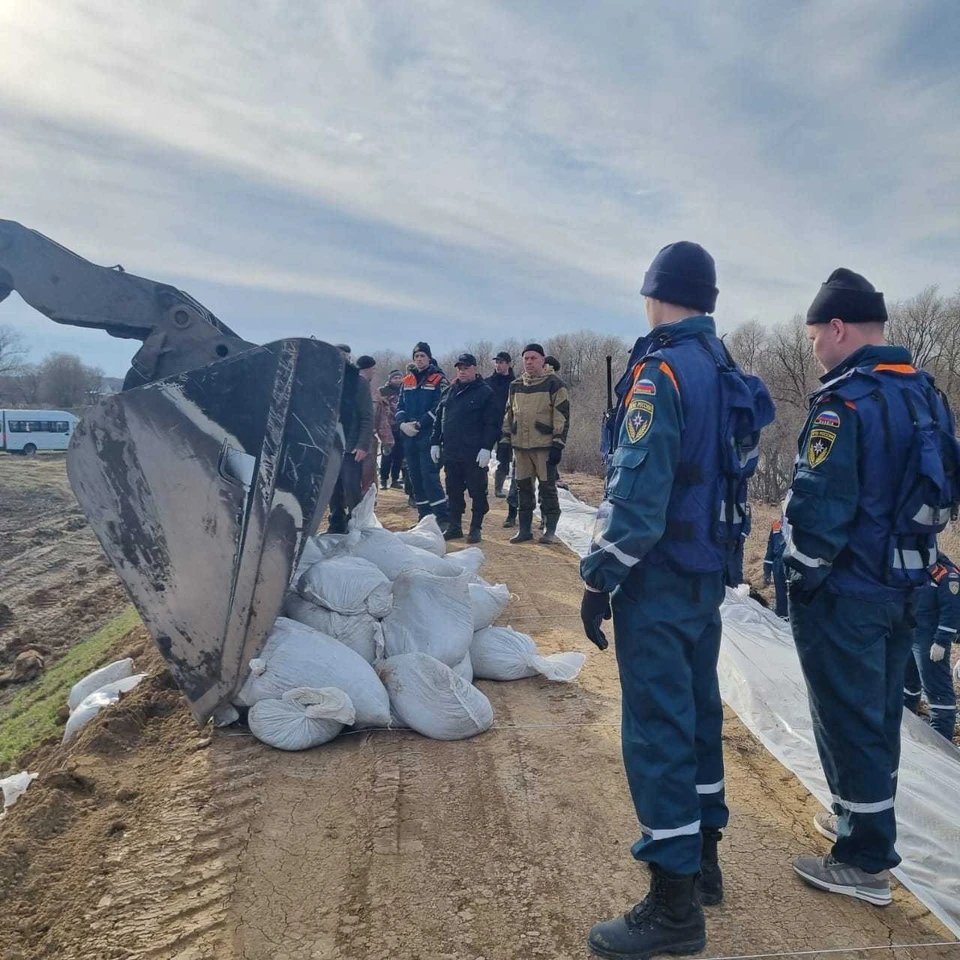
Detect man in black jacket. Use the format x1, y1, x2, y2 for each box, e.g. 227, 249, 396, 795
486, 351, 515, 499
432, 353, 500, 542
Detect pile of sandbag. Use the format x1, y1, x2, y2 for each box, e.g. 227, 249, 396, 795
62, 658, 148, 742
234, 488, 586, 751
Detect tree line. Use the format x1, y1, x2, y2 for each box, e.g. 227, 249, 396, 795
0, 327, 105, 411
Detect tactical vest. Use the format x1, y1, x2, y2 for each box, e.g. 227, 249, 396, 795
808, 364, 959, 597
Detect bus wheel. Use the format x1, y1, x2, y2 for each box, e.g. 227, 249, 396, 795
22, 443, 37, 457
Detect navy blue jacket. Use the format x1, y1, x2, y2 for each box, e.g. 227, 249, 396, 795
783, 345, 954, 601
397, 363, 448, 440
581, 315, 769, 591
432, 376, 500, 463
914, 557, 960, 647
764, 521, 786, 577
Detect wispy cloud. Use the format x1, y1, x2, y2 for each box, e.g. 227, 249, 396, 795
1, 0, 957, 374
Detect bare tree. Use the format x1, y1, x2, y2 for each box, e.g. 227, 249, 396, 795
725, 319, 767, 375
0, 324, 26, 377
37, 353, 103, 409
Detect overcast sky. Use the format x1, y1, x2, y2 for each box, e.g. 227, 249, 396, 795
2, 0, 958, 376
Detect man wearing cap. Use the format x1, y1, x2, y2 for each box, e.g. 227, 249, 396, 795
501, 344, 570, 545
431, 354, 500, 542
397, 342, 450, 525
784, 269, 959, 905
486, 352, 515, 500
580, 242, 774, 960
328, 347, 374, 533
763, 517, 788, 619
379, 369, 406, 490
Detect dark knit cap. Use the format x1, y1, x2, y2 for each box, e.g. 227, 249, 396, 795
388, 369, 404, 379
412, 341, 433, 359
356, 355, 376, 370
455, 353, 478, 367
806, 268, 887, 325
522, 343, 545, 356
495, 351, 512, 363
544, 355, 560, 373
640, 241, 718, 314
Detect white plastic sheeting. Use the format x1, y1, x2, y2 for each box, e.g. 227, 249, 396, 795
553, 486, 960, 937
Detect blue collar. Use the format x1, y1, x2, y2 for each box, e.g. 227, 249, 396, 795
820, 344, 913, 384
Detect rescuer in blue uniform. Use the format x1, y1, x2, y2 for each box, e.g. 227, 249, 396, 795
397, 342, 450, 526
784, 269, 960, 905
763, 518, 788, 618
580, 242, 774, 960
903, 552, 959, 740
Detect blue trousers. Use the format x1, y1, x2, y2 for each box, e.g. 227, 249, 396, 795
790, 591, 913, 873
772, 559, 787, 618
404, 437, 449, 523
904, 632, 956, 740
612, 563, 728, 875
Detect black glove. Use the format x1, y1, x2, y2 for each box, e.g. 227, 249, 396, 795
548, 445, 563, 467
580, 589, 611, 650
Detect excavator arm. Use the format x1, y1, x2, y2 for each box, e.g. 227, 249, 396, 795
0, 221, 350, 723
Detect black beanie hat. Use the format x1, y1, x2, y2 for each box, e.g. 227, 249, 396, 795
640, 241, 718, 314
412, 341, 433, 359
806, 268, 887, 325
522, 343, 545, 356
356, 355, 376, 370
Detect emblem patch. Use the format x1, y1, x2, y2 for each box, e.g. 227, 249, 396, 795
814, 410, 840, 428
625, 398, 654, 443
807, 428, 836, 467
633, 379, 657, 397
951, 580, 959, 596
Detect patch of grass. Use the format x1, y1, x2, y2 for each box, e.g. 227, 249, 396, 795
0, 606, 141, 773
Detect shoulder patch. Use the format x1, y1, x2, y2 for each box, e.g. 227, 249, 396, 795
625, 397, 654, 443
814, 410, 841, 428
951, 580, 959, 595
632, 378, 657, 397
807, 428, 836, 467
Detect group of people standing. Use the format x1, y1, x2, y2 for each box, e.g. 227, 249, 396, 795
328, 340, 571, 547
579, 241, 960, 960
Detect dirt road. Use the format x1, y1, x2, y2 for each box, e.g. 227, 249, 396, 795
1, 481, 956, 959
0, 453, 129, 702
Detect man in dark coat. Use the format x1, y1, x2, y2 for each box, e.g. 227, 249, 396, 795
485, 351, 515, 499
432, 354, 500, 542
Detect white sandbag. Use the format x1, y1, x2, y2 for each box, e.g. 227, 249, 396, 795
1, 771, 38, 816
452, 652, 474, 683
471, 627, 586, 682
284, 594, 385, 664
315, 533, 350, 559
297, 555, 393, 617
67, 657, 134, 710
446, 547, 485, 577
63, 674, 147, 741
405, 546, 461, 577
377, 653, 493, 740
235, 618, 391, 727
347, 528, 419, 580
248, 687, 355, 751
382, 570, 474, 666
397, 515, 446, 557
292, 536, 325, 582
348, 484, 382, 530
469, 582, 511, 630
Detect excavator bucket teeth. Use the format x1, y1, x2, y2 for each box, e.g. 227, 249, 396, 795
66, 338, 346, 725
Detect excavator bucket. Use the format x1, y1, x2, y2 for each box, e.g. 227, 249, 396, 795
66, 338, 347, 725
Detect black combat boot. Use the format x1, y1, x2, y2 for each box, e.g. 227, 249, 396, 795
697, 829, 723, 906
539, 515, 558, 544
443, 515, 464, 541
503, 504, 517, 528
466, 524, 482, 544
588, 866, 705, 960
494, 476, 506, 498
510, 512, 534, 543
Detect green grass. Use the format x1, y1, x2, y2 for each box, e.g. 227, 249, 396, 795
0, 606, 141, 774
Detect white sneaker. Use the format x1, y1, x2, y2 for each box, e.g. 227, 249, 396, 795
813, 811, 838, 843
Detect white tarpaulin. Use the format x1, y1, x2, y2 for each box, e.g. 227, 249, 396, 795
552, 485, 960, 937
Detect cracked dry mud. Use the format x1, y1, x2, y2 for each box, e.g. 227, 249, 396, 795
0, 470, 956, 959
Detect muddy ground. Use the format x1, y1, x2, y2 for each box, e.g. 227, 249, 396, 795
0, 453, 129, 702
0, 462, 957, 959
